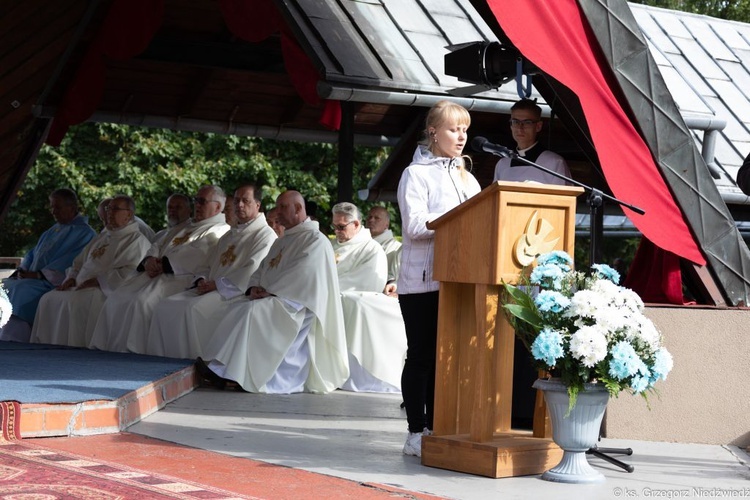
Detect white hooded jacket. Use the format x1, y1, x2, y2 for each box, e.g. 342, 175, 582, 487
396, 145, 481, 294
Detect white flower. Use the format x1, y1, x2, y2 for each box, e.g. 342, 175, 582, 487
569, 325, 608, 367
0, 287, 12, 328
632, 316, 662, 349
567, 289, 607, 319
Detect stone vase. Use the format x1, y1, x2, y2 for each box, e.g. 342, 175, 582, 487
533, 377, 609, 483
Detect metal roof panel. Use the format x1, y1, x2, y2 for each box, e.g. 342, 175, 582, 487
681, 17, 738, 62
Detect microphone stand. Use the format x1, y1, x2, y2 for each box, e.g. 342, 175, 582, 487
488, 148, 644, 270
485, 147, 642, 474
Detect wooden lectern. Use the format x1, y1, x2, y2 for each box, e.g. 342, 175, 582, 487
421, 181, 583, 478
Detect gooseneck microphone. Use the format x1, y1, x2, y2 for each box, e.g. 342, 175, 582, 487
470, 136, 515, 158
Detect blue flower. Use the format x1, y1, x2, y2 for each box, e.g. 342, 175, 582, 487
535, 290, 570, 313
530, 264, 565, 290
536, 251, 573, 272
591, 263, 621, 285
631, 373, 651, 393
608, 341, 642, 380
531, 328, 565, 366
651, 348, 673, 381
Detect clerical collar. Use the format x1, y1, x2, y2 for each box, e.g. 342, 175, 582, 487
511, 142, 545, 166
235, 219, 253, 230
517, 142, 539, 157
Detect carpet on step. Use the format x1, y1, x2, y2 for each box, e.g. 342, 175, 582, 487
0, 341, 193, 403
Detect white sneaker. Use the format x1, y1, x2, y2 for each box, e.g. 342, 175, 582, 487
422, 427, 433, 436
403, 431, 422, 457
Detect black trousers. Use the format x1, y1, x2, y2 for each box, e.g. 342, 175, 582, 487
399, 291, 439, 433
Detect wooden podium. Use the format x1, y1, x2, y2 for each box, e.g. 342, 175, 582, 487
421, 181, 583, 478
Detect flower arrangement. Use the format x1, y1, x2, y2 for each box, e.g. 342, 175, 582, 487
503, 250, 673, 410
0, 284, 11, 328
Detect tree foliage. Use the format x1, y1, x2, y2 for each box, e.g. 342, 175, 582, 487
0, 123, 392, 256
631, 0, 750, 22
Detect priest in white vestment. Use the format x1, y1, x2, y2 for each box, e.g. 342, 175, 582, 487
265, 207, 285, 238
366, 205, 402, 291
89, 185, 230, 353
198, 190, 348, 394
31, 195, 152, 347
146, 185, 277, 358
332, 202, 407, 393
150, 193, 192, 245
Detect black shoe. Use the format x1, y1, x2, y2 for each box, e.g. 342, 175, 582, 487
195, 357, 227, 390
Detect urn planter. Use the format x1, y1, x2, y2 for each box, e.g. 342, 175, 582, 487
533, 378, 609, 483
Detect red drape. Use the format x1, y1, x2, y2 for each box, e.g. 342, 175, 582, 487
47, 0, 340, 146
217, 0, 341, 130
488, 0, 705, 266
624, 238, 688, 304
47, 0, 165, 146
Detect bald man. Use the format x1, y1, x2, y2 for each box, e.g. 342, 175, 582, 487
198, 190, 348, 394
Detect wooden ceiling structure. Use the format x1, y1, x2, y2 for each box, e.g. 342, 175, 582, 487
1, 0, 599, 221
4, 0, 750, 304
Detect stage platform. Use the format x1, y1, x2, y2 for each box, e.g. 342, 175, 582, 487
0, 341, 196, 438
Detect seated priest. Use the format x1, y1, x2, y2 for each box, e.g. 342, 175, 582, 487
0, 188, 96, 342
98, 197, 156, 242
332, 202, 407, 393
30, 195, 152, 347
197, 190, 348, 394
366, 205, 402, 294
152, 193, 192, 243
146, 184, 277, 359
89, 185, 230, 353
265, 207, 285, 238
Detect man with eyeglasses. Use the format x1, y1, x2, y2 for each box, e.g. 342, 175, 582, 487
0, 188, 96, 342
331, 202, 406, 393
197, 190, 349, 394
493, 99, 572, 186
31, 195, 152, 347
147, 184, 277, 359
89, 185, 230, 353
97, 197, 156, 241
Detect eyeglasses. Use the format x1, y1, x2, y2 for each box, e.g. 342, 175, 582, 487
509, 119, 540, 128
331, 221, 355, 231
193, 197, 219, 205
105, 206, 131, 212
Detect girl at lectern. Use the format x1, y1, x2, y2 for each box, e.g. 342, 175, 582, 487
397, 100, 481, 457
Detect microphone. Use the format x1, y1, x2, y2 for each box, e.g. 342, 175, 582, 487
470, 136, 515, 158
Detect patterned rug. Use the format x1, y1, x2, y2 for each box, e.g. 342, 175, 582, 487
0, 401, 20, 442
0, 440, 258, 499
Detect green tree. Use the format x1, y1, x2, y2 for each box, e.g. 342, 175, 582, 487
0, 123, 392, 256
631, 0, 750, 21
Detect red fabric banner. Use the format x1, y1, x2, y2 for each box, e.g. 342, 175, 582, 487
47, 0, 164, 146
217, 0, 341, 130
624, 238, 688, 304
487, 0, 705, 266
